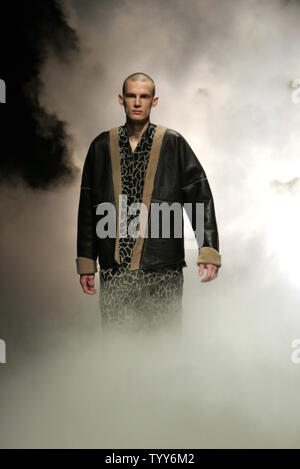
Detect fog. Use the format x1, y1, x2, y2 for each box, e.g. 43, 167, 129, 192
1, 0, 300, 448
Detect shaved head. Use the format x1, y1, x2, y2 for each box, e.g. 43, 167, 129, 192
122, 72, 155, 97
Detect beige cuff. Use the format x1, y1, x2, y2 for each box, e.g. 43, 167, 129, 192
197, 247, 221, 267
76, 257, 98, 275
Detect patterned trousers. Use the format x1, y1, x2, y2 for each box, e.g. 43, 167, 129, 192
99, 264, 184, 333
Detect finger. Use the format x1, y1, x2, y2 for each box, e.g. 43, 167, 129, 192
201, 276, 210, 282
201, 268, 211, 282
201, 273, 212, 282
212, 267, 219, 280
208, 268, 216, 281
80, 277, 96, 294
201, 270, 212, 282
83, 283, 96, 294
86, 281, 95, 293
207, 265, 217, 277
202, 268, 215, 282
87, 277, 96, 293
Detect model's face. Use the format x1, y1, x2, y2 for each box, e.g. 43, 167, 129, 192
119, 80, 158, 121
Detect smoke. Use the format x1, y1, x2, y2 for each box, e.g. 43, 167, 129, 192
1, 0, 300, 448
0, 0, 79, 188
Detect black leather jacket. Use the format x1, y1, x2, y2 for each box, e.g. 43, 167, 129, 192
76, 126, 221, 274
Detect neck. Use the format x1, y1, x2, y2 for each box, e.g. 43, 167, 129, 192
125, 118, 150, 139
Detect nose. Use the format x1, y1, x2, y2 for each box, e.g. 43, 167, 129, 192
134, 96, 141, 107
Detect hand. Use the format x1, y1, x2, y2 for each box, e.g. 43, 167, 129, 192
198, 263, 219, 282
80, 274, 96, 294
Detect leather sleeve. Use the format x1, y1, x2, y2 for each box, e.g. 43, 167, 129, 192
76, 141, 98, 275
178, 134, 221, 267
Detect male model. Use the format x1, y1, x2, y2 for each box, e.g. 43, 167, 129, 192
76, 72, 221, 331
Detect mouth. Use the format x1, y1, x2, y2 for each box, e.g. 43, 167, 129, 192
132, 111, 142, 114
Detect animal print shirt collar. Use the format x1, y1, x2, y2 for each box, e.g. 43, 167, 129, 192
118, 121, 157, 157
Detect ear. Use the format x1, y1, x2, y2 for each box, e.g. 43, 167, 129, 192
152, 96, 159, 107
118, 93, 124, 105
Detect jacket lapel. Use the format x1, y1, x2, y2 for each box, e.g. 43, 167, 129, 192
109, 127, 122, 265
